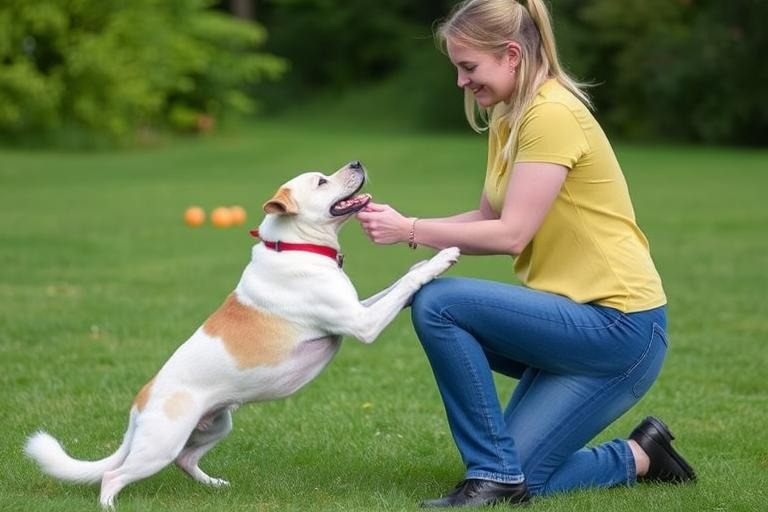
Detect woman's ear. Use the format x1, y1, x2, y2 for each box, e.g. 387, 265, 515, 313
505, 41, 523, 70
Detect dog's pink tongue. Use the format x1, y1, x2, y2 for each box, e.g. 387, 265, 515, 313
334, 193, 370, 210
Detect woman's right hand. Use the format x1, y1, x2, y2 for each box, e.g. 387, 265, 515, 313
356, 201, 412, 245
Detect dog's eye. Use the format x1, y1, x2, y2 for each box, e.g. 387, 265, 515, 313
317, 178, 328, 187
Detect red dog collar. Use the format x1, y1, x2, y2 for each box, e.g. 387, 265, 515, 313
250, 229, 344, 268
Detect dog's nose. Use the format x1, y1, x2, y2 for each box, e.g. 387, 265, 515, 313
349, 160, 362, 170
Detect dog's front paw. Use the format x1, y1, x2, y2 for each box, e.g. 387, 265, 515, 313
404, 247, 460, 290
428, 247, 460, 274
409, 247, 460, 286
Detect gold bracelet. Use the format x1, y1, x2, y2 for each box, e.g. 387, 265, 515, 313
408, 217, 418, 249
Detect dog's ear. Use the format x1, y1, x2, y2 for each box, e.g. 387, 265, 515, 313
263, 187, 299, 215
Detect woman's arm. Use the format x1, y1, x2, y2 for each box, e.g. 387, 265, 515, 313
357, 162, 567, 256
421, 194, 498, 223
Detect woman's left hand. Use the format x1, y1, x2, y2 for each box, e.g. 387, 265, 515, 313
356, 201, 411, 245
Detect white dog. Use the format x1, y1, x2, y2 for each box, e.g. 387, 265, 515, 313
25, 161, 460, 509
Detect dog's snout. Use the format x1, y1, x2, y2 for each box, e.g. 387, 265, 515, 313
349, 160, 362, 170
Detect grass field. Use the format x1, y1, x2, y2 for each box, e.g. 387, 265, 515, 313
1, 121, 767, 511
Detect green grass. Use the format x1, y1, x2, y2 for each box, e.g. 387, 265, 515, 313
1, 121, 767, 511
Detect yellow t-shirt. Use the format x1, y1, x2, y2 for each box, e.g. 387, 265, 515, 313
484, 79, 665, 312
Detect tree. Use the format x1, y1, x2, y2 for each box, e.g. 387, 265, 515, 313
0, 0, 286, 143
570, 0, 767, 144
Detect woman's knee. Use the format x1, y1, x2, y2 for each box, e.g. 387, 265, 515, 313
412, 277, 452, 316
411, 277, 470, 341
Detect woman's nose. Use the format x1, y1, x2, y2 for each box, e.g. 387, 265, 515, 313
457, 73, 470, 88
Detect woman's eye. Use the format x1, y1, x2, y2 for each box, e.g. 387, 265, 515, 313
318, 178, 328, 186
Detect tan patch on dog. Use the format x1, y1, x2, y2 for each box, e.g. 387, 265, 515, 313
163, 390, 194, 421
203, 294, 297, 369
263, 187, 298, 215
134, 376, 155, 412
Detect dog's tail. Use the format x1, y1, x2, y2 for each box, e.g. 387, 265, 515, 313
24, 409, 139, 484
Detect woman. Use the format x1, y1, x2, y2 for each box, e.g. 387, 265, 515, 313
356, 0, 696, 507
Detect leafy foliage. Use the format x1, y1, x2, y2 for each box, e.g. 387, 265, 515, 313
0, 0, 285, 142
0, 0, 764, 145
254, 0, 456, 111
259, 0, 765, 145
568, 0, 767, 144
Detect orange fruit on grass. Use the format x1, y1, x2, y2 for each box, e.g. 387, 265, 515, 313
211, 207, 234, 228
229, 206, 247, 226
184, 206, 206, 227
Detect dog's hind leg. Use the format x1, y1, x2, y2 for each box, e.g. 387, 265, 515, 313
99, 393, 202, 509
176, 408, 234, 487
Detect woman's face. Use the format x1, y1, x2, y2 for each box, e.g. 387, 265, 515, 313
446, 38, 517, 108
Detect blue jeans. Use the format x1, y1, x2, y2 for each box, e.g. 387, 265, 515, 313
411, 277, 668, 496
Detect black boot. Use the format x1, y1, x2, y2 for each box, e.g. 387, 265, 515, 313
421, 478, 531, 508
630, 416, 697, 483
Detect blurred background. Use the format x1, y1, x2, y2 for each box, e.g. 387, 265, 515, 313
1, 0, 765, 148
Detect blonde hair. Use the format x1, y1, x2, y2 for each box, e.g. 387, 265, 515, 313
436, 0, 592, 160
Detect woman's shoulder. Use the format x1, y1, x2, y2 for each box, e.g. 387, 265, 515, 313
522, 80, 595, 130
533, 80, 586, 111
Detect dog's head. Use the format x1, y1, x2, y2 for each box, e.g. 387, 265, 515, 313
257, 161, 370, 247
